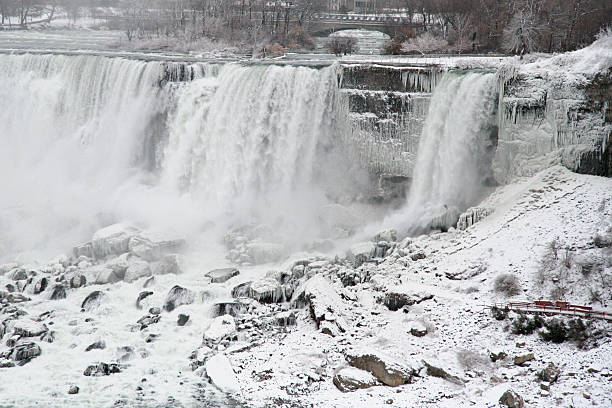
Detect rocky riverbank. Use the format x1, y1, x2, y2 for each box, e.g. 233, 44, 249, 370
1, 166, 610, 407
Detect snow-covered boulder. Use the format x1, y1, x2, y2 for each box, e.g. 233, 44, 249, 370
333, 366, 379, 392
299, 275, 349, 336
410, 321, 428, 337
231, 277, 293, 304
345, 348, 421, 387
206, 268, 239, 284
163, 285, 194, 312
9, 319, 47, 337
91, 266, 123, 285
9, 342, 41, 362
103, 254, 129, 277
499, 389, 524, 408
91, 224, 140, 259
204, 315, 236, 343
380, 287, 434, 311
249, 278, 289, 304
423, 360, 464, 385
205, 353, 240, 394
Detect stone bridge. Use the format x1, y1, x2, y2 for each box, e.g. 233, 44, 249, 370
308, 13, 412, 37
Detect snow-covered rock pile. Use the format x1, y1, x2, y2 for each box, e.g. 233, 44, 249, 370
0, 168, 610, 407
0, 223, 186, 375
73, 223, 185, 285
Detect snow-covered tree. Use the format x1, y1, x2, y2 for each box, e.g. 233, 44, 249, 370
402, 32, 448, 55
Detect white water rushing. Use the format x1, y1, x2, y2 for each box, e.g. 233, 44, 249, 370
0, 54, 357, 261
380, 71, 498, 235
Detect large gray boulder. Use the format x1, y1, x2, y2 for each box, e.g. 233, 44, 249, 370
499, 389, 524, 408
345, 348, 420, 387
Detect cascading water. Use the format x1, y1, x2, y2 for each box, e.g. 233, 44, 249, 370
0, 54, 364, 261
382, 71, 498, 235
0, 54, 169, 259
161, 64, 351, 236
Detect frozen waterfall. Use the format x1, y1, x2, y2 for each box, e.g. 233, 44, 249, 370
380, 71, 498, 235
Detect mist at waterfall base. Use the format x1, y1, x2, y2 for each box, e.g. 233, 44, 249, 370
0, 55, 372, 263
372, 71, 499, 237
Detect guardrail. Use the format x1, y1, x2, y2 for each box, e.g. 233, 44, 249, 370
489, 301, 612, 321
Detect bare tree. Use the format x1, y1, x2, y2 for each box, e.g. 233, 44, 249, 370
502, 1, 545, 55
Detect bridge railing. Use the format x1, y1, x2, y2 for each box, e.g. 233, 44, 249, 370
313, 13, 412, 24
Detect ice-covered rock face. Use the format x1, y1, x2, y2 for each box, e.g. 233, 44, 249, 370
494, 65, 612, 181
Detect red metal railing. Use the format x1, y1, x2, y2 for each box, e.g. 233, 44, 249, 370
489, 301, 612, 321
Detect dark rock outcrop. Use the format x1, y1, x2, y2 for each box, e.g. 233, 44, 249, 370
49, 285, 66, 300
499, 389, 524, 408
163, 286, 194, 312
81, 291, 106, 312
85, 340, 106, 352
538, 362, 560, 383
177, 314, 189, 326
136, 291, 153, 309
10, 342, 42, 363
83, 362, 122, 376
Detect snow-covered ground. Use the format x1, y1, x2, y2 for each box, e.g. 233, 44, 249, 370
1, 166, 610, 407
